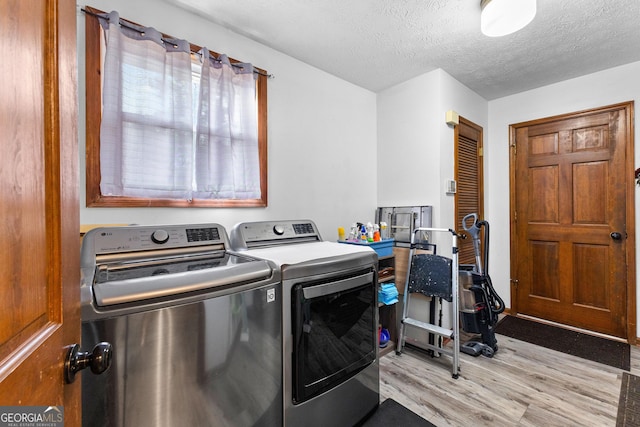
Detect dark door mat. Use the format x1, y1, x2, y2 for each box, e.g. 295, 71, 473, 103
495, 315, 630, 371
618, 372, 640, 426
361, 399, 436, 427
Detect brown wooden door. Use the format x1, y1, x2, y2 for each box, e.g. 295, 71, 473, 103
0, 0, 80, 423
455, 117, 484, 266
511, 103, 634, 339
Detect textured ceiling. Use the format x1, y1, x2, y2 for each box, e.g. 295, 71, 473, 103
167, 0, 640, 100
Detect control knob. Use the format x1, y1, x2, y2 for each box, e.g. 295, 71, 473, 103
151, 229, 170, 244
273, 225, 285, 235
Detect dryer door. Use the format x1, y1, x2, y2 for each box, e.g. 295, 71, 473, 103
291, 271, 376, 403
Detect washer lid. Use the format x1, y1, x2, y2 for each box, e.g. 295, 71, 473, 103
80, 223, 275, 308
93, 255, 272, 306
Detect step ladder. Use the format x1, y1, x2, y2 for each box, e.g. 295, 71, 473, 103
396, 227, 460, 379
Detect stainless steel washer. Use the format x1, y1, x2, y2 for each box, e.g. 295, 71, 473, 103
230, 220, 380, 427
80, 223, 282, 427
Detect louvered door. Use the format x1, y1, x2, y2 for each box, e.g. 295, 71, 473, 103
455, 118, 484, 267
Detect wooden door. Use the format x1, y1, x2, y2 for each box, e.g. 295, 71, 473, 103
510, 103, 634, 339
0, 0, 80, 423
455, 117, 484, 266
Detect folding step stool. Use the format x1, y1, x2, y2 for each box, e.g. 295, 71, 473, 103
396, 227, 460, 379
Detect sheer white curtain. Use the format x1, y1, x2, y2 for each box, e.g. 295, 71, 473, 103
99, 11, 194, 199
98, 11, 261, 201
194, 49, 260, 199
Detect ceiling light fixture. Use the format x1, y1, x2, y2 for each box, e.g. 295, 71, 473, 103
480, 0, 536, 37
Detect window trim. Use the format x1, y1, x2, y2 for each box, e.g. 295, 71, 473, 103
84, 7, 268, 208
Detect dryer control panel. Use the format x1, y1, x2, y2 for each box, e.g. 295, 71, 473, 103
230, 220, 322, 250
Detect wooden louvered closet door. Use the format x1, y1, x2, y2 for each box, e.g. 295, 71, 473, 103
455, 117, 484, 267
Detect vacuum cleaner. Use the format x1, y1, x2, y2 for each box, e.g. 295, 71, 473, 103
458, 213, 505, 358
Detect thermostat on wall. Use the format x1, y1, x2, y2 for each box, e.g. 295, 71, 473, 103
446, 110, 459, 126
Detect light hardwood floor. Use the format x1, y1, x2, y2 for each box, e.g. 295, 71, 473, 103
379, 335, 640, 426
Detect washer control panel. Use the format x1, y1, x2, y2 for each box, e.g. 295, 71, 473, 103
89, 224, 224, 254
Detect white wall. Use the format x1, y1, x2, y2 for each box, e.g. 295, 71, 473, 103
376, 69, 488, 252
76, 1, 640, 334
376, 71, 441, 209
436, 70, 489, 234
76, 0, 378, 240
377, 62, 640, 336
487, 61, 640, 334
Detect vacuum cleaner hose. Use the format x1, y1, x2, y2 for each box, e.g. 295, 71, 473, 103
476, 220, 505, 315
484, 274, 505, 315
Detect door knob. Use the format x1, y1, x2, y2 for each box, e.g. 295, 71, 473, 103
610, 232, 623, 240
64, 342, 112, 384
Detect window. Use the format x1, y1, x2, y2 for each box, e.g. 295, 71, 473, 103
84, 7, 268, 207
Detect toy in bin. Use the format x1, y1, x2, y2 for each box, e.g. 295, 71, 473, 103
379, 326, 390, 348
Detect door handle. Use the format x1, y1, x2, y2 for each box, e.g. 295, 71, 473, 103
610, 232, 623, 240
64, 342, 112, 384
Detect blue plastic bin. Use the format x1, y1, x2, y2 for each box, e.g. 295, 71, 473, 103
337, 239, 394, 257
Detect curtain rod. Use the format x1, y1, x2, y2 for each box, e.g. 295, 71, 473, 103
81, 8, 274, 79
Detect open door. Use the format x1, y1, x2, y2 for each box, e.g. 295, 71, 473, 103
0, 0, 81, 423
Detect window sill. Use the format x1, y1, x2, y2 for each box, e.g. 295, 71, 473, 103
87, 195, 267, 208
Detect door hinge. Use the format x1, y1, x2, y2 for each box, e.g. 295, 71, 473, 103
478, 147, 483, 157
510, 279, 519, 288
514, 210, 517, 222
511, 142, 516, 155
